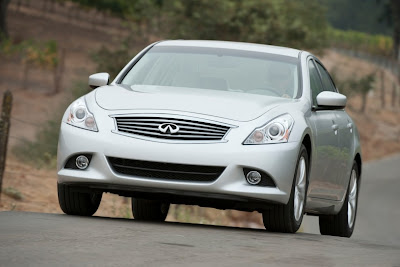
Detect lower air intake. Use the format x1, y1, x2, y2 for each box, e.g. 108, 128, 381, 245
108, 157, 225, 183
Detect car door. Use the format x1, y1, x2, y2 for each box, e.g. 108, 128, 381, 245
315, 62, 354, 200
307, 59, 342, 201
332, 109, 354, 199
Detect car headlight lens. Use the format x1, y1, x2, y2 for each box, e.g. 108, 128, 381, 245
243, 114, 294, 144
66, 97, 98, 131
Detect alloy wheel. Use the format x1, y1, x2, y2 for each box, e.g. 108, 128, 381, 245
294, 157, 307, 222
347, 170, 357, 228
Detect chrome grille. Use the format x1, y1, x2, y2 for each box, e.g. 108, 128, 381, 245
114, 116, 230, 141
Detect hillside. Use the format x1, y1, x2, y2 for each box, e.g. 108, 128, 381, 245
1, 1, 399, 228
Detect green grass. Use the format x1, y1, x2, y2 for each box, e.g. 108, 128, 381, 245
3, 187, 23, 200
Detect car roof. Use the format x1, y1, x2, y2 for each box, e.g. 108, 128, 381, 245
155, 40, 301, 58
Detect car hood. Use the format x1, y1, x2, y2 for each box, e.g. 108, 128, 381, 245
95, 84, 294, 122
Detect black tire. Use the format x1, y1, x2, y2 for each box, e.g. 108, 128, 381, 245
57, 183, 102, 216
131, 198, 170, 221
319, 161, 359, 238
262, 145, 309, 233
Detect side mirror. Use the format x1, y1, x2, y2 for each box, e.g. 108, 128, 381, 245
316, 91, 347, 109
88, 72, 110, 89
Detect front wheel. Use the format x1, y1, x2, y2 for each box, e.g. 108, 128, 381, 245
319, 161, 359, 238
57, 183, 102, 216
131, 198, 170, 221
262, 145, 309, 233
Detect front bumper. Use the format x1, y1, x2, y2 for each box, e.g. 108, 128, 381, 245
57, 121, 300, 205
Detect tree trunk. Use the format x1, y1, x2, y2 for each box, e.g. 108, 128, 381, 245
0, 90, 13, 201
0, 0, 11, 39
394, 25, 400, 60
392, 82, 397, 107
360, 92, 367, 113
42, 0, 47, 13
392, 0, 400, 60
16, 0, 22, 12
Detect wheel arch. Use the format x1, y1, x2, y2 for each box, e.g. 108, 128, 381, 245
301, 134, 312, 164
354, 153, 362, 179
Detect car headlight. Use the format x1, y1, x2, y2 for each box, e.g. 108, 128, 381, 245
243, 114, 294, 144
66, 97, 98, 132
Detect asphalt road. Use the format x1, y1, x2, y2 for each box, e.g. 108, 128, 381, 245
1, 155, 400, 266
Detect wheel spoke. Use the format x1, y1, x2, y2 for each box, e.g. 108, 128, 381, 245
294, 157, 307, 222
297, 183, 305, 194
298, 191, 304, 202
347, 170, 357, 228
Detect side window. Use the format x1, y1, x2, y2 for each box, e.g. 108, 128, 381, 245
316, 62, 336, 92
308, 60, 323, 106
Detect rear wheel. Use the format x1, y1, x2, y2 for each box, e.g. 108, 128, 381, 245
262, 145, 309, 233
57, 183, 102, 216
131, 198, 170, 221
319, 161, 359, 237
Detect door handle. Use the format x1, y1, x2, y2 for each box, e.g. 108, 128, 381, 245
347, 122, 353, 133
331, 124, 339, 131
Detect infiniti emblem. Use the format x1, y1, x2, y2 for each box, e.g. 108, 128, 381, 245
158, 123, 180, 134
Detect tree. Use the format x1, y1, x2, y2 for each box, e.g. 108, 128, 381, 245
390, 0, 400, 60
346, 73, 376, 113
378, 0, 400, 60
163, 0, 328, 51
332, 69, 375, 113
320, 0, 390, 35
20, 40, 63, 94
0, 0, 11, 39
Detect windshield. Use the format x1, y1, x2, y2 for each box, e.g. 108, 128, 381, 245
121, 46, 301, 99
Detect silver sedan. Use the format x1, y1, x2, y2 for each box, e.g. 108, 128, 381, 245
57, 40, 361, 237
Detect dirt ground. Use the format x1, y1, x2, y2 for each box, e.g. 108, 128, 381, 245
1, 2, 399, 228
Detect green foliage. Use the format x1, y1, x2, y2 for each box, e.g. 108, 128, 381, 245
2, 187, 23, 200
319, 0, 391, 35
0, 38, 59, 68
352, 74, 375, 95
22, 40, 59, 69
67, 0, 395, 58
0, 37, 19, 55
66, 0, 393, 37
69, 0, 329, 51
69, 0, 162, 22
330, 28, 393, 57
332, 70, 376, 113
162, 0, 234, 40
163, 0, 328, 50
329, 69, 346, 95
12, 82, 89, 169
332, 69, 376, 97
91, 44, 137, 80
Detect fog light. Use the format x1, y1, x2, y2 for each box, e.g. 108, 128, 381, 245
246, 171, 262, 185
76, 155, 89, 170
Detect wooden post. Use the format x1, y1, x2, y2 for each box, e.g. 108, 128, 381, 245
380, 70, 385, 108
392, 82, 397, 107
0, 90, 12, 201
53, 48, 65, 95
22, 60, 29, 90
